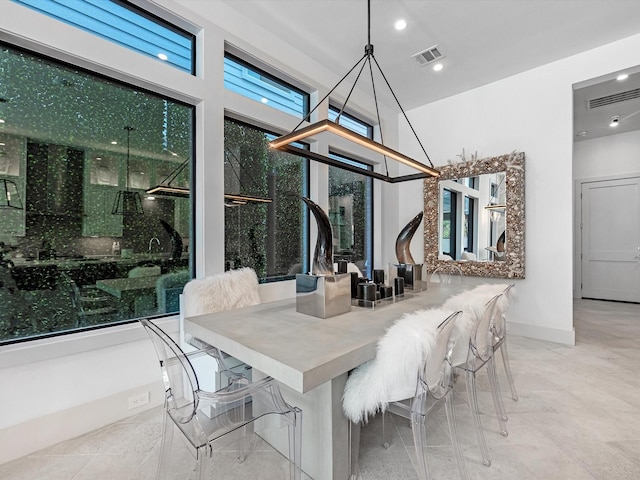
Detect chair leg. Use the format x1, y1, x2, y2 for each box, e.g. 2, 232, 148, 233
466, 370, 491, 466
156, 410, 174, 480
444, 392, 469, 480
499, 342, 519, 401
193, 445, 205, 480
349, 421, 361, 480
288, 407, 303, 480
410, 408, 431, 480
486, 358, 509, 436
381, 411, 391, 449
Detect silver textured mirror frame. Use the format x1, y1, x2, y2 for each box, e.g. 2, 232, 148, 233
423, 151, 525, 279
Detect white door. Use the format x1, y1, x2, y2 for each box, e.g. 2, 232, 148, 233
581, 177, 640, 302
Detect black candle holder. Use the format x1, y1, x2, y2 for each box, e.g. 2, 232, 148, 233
394, 276, 405, 296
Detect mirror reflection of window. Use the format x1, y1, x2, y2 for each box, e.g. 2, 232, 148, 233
463, 196, 475, 254
441, 189, 456, 258
440, 173, 505, 261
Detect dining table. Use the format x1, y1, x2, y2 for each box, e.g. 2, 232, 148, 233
183, 282, 468, 480
96, 275, 161, 315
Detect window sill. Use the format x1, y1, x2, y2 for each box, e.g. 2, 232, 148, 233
0, 315, 180, 369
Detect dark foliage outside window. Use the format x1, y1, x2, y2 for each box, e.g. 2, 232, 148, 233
224, 118, 308, 281
328, 153, 373, 277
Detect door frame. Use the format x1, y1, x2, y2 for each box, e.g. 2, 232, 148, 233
574, 172, 640, 299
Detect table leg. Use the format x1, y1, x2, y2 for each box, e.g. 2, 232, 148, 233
254, 369, 350, 480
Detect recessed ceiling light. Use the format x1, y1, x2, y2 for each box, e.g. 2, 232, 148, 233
157, 53, 168, 61
609, 115, 620, 127
433, 63, 444, 72
394, 19, 407, 31
577, 131, 587, 137
616, 73, 629, 81
261, 98, 269, 104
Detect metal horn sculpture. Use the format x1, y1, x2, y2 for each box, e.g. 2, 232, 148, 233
395, 211, 423, 264
160, 219, 184, 261
301, 197, 334, 275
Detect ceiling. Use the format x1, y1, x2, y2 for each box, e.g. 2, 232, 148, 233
218, 0, 640, 141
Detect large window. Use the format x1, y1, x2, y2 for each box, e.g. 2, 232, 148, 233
0, 43, 194, 345
12, 0, 195, 73
224, 54, 309, 118
224, 118, 309, 281
328, 152, 373, 278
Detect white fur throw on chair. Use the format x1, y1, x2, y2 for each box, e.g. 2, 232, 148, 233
443, 283, 515, 366
182, 268, 261, 317
342, 308, 455, 424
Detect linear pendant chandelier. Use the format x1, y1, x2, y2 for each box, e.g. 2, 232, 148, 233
269, 0, 440, 183
146, 158, 273, 206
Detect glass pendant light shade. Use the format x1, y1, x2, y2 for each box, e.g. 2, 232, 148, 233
0, 179, 23, 209
111, 190, 143, 215
113, 126, 143, 215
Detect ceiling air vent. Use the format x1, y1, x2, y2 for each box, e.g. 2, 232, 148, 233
588, 88, 640, 109
412, 45, 445, 67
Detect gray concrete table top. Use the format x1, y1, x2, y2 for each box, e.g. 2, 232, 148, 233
184, 282, 467, 394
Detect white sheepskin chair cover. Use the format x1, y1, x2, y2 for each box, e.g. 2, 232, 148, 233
443, 284, 515, 366
182, 268, 261, 317
342, 307, 454, 424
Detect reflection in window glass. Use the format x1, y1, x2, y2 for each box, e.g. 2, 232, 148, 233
224, 118, 309, 281
328, 152, 373, 278
0, 44, 193, 345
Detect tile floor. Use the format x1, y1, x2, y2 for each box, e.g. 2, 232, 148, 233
2, 298, 640, 480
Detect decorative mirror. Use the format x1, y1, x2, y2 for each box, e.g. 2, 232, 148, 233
423, 151, 525, 278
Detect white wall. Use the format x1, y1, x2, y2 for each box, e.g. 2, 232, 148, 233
574, 130, 640, 179
394, 32, 640, 345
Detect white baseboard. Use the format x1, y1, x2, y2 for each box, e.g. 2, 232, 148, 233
0, 381, 164, 465
508, 321, 575, 346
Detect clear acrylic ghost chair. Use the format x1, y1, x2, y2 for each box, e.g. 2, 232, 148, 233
345, 310, 469, 480
492, 284, 518, 402
454, 294, 507, 467
430, 263, 464, 284
139, 318, 303, 480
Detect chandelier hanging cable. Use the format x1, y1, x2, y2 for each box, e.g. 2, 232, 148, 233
146, 157, 190, 198
269, 0, 440, 183
223, 153, 273, 207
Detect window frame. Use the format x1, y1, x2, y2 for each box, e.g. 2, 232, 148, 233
0, 40, 196, 346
